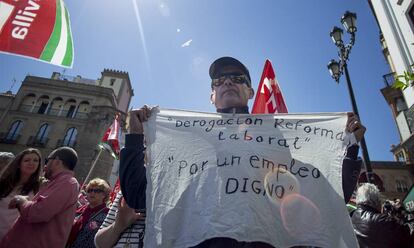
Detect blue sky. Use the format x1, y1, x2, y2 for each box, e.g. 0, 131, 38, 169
0, 0, 397, 161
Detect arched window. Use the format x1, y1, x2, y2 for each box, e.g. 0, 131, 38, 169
75, 101, 90, 119
37, 96, 50, 114
35, 123, 50, 144
20, 94, 36, 112
49, 97, 63, 116
64, 99, 77, 118
63, 127, 77, 147
6, 120, 23, 141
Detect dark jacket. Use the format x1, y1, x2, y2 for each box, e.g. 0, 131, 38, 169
351, 204, 413, 248
120, 108, 362, 248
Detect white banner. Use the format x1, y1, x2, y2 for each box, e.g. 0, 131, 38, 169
143, 108, 358, 248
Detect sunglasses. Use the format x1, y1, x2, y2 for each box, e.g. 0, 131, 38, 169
211, 73, 250, 87
87, 188, 105, 193
44, 157, 56, 165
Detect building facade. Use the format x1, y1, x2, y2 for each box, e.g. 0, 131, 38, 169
365, 161, 414, 200
0, 69, 133, 184
369, 0, 414, 162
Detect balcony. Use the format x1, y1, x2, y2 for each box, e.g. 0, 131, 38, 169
383, 72, 396, 88
55, 139, 77, 149
18, 105, 88, 119
26, 136, 49, 148
0, 132, 20, 144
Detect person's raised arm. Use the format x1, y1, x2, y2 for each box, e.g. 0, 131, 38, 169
342, 113, 365, 203
119, 105, 152, 209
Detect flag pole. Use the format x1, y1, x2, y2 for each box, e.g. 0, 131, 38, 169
83, 146, 103, 187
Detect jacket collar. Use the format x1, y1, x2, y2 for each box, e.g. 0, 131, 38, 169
357, 204, 380, 213
216, 106, 249, 114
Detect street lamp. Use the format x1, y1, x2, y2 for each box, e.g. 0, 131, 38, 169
327, 11, 374, 183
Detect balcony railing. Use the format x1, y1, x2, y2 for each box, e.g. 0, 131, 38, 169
0, 132, 20, 144
19, 105, 33, 112
73, 112, 88, 119
383, 72, 396, 87
55, 139, 77, 149
58, 75, 97, 85
18, 105, 88, 119
26, 136, 49, 148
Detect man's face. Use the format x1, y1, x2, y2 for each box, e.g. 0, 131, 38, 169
44, 155, 60, 179
210, 66, 254, 109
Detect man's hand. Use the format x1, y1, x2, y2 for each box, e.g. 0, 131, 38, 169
129, 105, 152, 134
95, 196, 145, 248
113, 197, 145, 231
346, 112, 366, 143
8, 195, 29, 209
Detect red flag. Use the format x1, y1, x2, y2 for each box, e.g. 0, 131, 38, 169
252, 59, 288, 114
101, 114, 120, 157
101, 115, 121, 203
109, 178, 120, 203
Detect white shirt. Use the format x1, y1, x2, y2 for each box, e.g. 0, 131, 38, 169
0, 188, 34, 239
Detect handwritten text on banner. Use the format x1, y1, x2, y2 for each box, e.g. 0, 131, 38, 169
143, 108, 358, 248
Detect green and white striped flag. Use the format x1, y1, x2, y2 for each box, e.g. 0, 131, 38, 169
0, 0, 74, 67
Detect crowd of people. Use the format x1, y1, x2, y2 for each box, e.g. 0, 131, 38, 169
0, 57, 413, 247
351, 183, 414, 247
0, 147, 106, 248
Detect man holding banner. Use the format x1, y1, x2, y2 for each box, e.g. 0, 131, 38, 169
100, 57, 365, 247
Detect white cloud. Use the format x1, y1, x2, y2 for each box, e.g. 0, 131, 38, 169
181, 39, 192, 48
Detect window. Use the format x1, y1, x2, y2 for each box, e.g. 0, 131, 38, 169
395, 97, 407, 113
67, 105, 76, 118
6, 120, 23, 141
396, 151, 405, 162
38, 102, 48, 114
63, 127, 77, 147
409, 4, 414, 32
110, 78, 116, 86
64, 99, 77, 118
35, 123, 50, 144
396, 179, 409, 193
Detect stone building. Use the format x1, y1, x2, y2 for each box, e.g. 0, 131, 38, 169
366, 0, 414, 202
369, 0, 414, 162
359, 161, 414, 200
0, 69, 133, 184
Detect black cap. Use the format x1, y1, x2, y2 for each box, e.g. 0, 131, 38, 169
209, 57, 251, 87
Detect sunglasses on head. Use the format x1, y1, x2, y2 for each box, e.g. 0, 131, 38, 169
211, 73, 250, 87
87, 188, 105, 193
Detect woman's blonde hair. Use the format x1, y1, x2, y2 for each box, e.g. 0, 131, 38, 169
86, 178, 111, 203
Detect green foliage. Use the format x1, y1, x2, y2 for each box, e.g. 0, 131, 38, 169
392, 64, 414, 90
392, 43, 414, 90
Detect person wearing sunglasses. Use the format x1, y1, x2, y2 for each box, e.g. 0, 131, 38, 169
1, 147, 79, 248
67, 178, 110, 248
97, 56, 365, 248
209, 57, 254, 114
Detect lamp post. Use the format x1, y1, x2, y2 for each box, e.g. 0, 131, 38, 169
327, 11, 374, 183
